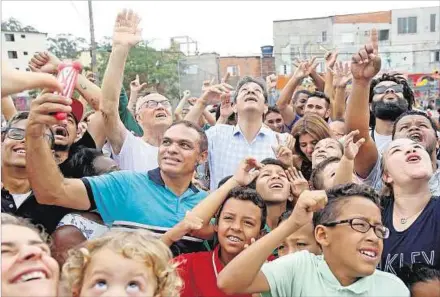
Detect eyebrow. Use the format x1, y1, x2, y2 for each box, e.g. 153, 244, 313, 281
2, 240, 45, 247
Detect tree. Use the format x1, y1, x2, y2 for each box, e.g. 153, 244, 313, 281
1, 18, 39, 33
47, 34, 88, 60
97, 41, 184, 103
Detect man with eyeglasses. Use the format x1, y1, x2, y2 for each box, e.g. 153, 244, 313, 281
1, 112, 73, 234
99, 12, 173, 172
217, 183, 408, 297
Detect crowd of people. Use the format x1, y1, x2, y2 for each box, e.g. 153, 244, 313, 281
2, 9, 440, 297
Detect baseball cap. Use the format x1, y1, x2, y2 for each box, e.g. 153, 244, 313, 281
70, 99, 84, 123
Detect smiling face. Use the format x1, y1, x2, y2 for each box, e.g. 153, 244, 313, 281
371, 81, 408, 121
215, 198, 262, 261
52, 113, 78, 150
319, 197, 383, 279
394, 114, 437, 156
383, 138, 433, 186
1, 225, 59, 297
277, 223, 321, 257
255, 164, 290, 204
312, 138, 343, 168
2, 119, 52, 168
264, 112, 284, 133
293, 92, 309, 116
136, 94, 173, 130
158, 124, 206, 178
79, 248, 157, 297
234, 82, 267, 116
304, 97, 330, 120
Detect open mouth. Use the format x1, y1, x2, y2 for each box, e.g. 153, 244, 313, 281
244, 97, 258, 103
155, 112, 167, 119
53, 127, 68, 138
269, 182, 284, 189
316, 153, 327, 159
12, 147, 26, 156
406, 153, 421, 163
226, 235, 242, 243
12, 270, 48, 284
163, 156, 181, 163
408, 132, 423, 143
359, 249, 377, 259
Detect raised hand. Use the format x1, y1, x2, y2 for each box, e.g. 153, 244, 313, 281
350, 28, 381, 81
293, 57, 318, 80
220, 95, 234, 118
183, 90, 191, 98
286, 167, 309, 198
272, 134, 293, 167
199, 84, 233, 106
266, 74, 277, 90
324, 51, 339, 70
28, 51, 61, 74
343, 130, 365, 160
130, 74, 147, 93
291, 190, 328, 228
221, 72, 230, 84
331, 61, 352, 88
112, 9, 142, 48
232, 157, 264, 186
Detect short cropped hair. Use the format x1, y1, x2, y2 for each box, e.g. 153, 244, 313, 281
6, 111, 29, 128
292, 90, 312, 103
392, 110, 438, 140
397, 263, 440, 289
168, 120, 208, 152
310, 156, 341, 190
313, 183, 380, 227
232, 76, 268, 104
308, 91, 330, 108
248, 158, 288, 189
215, 186, 267, 230
1, 213, 49, 243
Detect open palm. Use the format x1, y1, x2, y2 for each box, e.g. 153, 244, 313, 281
113, 9, 142, 47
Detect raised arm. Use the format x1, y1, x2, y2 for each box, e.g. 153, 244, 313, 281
127, 74, 147, 116
217, 190, 328, 295
333, 130, 365, 186
346, 28, 381, 178
26, 92, 91, 210
174, 90, 191, 121
1, 96, 17, 121
324, 52, 338, 113
331, 61, 352, 120
100, 9, 142, 154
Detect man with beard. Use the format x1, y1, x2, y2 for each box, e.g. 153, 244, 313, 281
368, 73, 413, 153
345, 29, 439, 195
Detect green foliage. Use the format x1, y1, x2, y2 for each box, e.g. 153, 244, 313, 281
1, 18, 39, 33
97, 42, 183, 102
47, 34, 88, 60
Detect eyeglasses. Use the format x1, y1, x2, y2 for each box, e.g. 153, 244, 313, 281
2, 127, 54, 146
139, 100, 171, 110
322, 217, 390, 239
373, 84, 404, 95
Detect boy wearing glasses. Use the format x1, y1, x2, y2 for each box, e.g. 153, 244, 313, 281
217, 183, 409, 296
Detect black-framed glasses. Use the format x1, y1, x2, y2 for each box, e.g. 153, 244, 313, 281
139, 100, 171, 110
1, 127, 54, 146
322, 217, 390, 239
373, 84, 403, 95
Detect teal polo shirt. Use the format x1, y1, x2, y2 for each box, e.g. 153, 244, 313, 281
82, 168, 207, 227
261, 250, 409, 297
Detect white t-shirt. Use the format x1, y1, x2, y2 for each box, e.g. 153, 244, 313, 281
12, 191, 32, 209
373, 129, 392, 154
111, 131, 159, 172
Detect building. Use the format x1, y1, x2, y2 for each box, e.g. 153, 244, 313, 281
2, 30, 47, 72
273, 6, 440, 75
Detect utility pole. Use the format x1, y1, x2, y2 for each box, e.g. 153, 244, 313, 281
88, 0, 97, 81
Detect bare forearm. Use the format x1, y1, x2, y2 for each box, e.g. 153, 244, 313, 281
218, 219, 300, 294
127, 90, 138, 116
174, 96, 189, 118
334, 156, 354, 186
324, 72, 334, 118
310, 71, 325, 92
277, 76, 301, 109
1, 96, 17, 120
345, 79, 371, 138
333, 87, 346, 120
76, 75, 102, 111
184, 101, 205, 125
203, 108, 216, 126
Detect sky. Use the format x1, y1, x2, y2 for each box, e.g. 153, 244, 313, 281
2, 1, 439, 56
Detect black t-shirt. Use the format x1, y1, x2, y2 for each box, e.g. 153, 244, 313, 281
379, 197, 440, 275
59, 130, 96, 177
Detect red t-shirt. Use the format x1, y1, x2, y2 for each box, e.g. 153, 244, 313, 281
174, 246, 252, 297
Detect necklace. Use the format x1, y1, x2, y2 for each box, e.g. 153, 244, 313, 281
398, 208, 424, 225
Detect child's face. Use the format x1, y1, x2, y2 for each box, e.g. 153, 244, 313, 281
411, 280, 440, 297
215, 198, 262, 258
320, 197, 383, 279
277, 223, 321, 257
255, 164, 290, 203
79, 248, 157, 297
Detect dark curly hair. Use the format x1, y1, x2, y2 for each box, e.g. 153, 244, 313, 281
215, 186, 267, 230
397, 263, 440, 289
313, 183, 380, 227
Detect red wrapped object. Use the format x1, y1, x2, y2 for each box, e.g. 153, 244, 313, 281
54, 62, 82, 120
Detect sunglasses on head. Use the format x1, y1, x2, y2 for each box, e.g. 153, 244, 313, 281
373, 84, 404, 95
